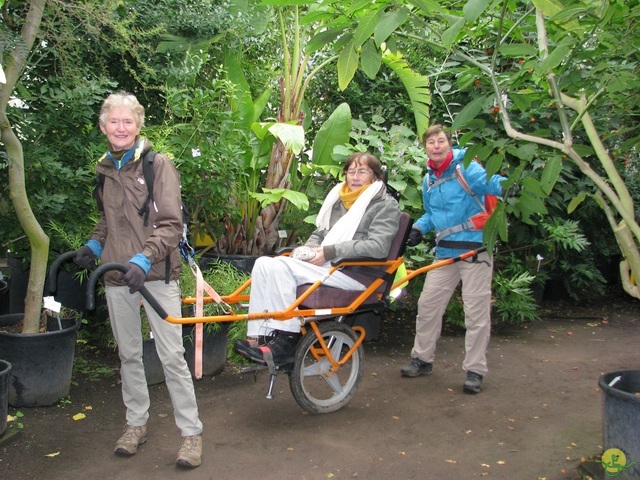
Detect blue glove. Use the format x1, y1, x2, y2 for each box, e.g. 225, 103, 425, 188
122, 263, 147, 294
74, 246, 97, 269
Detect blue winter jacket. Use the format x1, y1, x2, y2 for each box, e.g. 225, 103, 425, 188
413, 147, 505, 259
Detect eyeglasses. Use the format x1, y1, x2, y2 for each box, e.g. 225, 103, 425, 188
346, 168, 373, 177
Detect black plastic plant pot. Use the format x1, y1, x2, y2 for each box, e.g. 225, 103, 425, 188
0, 359, 11, 436
0, 313, 81, 407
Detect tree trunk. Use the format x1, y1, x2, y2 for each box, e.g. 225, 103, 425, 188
0, 0, 49, 333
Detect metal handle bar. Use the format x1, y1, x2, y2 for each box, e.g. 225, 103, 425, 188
47, 250, 79, 295
86, 262, 168, 319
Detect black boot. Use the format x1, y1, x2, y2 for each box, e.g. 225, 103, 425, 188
238, 330, 300, 367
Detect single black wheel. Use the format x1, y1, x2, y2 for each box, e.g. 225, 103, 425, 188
289, 321, 364, 414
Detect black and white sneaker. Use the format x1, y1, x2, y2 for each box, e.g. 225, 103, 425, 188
463, 371, 483, 394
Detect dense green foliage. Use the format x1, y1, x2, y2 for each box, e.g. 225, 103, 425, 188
1, 0, 639, 323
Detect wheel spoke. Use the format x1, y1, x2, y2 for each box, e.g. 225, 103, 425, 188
328, 336, 346, 361
322, 371, 343, 394
301, 359, 325, 377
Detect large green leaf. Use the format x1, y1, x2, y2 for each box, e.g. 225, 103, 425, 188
268, 123, 305, 155
484, 153, 504, 179
224, 49, 250, 94
312, 103, 352, 165
374, 7, 410, 47
515, 143, 538, 162
463, 0, 491, 23
307, 27, 343, 55
532, 0, 581, 31
252, 88, 272, 123
406, 0, 446, 15
354, 9, 382, 48
441, 17, 466, 49
484, 202, 508, 245
499, 43, 539, 57
540, 155, 562, 195
382, 51, 431, 135
452, 95, 487, 131
361, 39, 382, 79
338, 40, 360, 90
567, 192, 588, 214
535, 40, 571, 75
250, 188, 309, 211
232, 93, 255, 130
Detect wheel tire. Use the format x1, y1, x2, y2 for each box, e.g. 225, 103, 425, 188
289, 321, 364, 414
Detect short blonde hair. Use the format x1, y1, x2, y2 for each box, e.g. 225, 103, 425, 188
99, 91, 145, 128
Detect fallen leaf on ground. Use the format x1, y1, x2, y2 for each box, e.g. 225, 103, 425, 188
45, 452, 60, 457
72, 413, 86, 421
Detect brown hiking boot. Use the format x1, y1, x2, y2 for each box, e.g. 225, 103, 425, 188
176, 434, 202, 468
114, 424, 147, 456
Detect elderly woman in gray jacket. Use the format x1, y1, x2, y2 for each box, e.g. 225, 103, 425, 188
235, 152, 400, 367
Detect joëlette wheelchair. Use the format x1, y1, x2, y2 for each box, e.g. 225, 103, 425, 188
50, 212, 486, 415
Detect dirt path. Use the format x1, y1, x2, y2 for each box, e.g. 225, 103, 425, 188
1, 297, 638, 480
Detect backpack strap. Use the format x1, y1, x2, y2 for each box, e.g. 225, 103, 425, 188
428, 172, 457, 190
138, 151, 156, 227
93, 173, 106, 212
137, 150, 174, 284
454, 164, 486, 213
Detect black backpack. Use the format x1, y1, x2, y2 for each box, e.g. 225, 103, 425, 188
93, 151, 193, 280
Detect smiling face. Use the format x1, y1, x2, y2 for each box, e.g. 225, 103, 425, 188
424, 131, 452, 167
345, 159, 375, 191
99, 106, 141, 151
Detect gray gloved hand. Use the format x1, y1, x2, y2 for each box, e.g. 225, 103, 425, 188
74, 246, 97, 269
122, 263, 147, 294
406, 228, 423, 247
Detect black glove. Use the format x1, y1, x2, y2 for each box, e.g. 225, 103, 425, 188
502, 183, 520, 197
122, 263, 147, 294
74, 246, 97, 269
406, 228, 423, 247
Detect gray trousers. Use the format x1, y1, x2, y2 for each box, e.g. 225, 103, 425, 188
411, 251, 493, 376
247, 256, 366, 337
106, 280, 203, 436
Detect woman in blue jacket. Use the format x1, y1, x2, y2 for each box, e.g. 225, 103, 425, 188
401, 124, 505, 394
